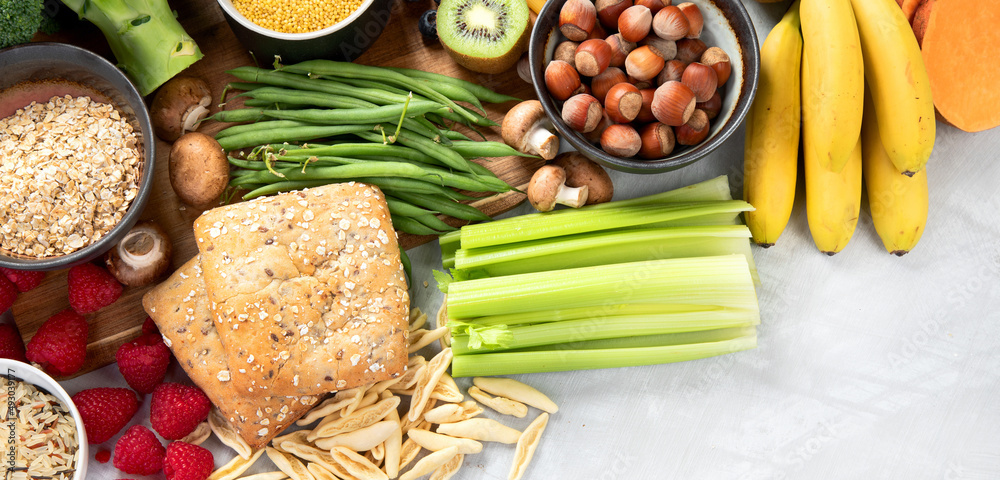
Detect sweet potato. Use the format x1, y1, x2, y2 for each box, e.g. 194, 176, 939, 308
921, 0, 1000, 132
899, 0, 920, 22
910, 0, 934, 46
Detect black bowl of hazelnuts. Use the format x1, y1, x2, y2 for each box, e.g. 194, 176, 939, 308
528, 0, 760, 173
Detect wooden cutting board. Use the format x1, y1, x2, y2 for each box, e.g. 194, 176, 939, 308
10, 0, 543, 377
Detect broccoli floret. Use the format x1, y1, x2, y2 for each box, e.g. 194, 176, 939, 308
58, 0, 203, 95
0, 0, 44, 49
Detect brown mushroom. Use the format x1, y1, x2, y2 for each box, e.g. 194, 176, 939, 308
501, 100, 560, 160
527, 165, 589, 212
169, 132, 230, 209
552, 152, 614, 205
105, 221, 173, 287
150, 76, 212, 142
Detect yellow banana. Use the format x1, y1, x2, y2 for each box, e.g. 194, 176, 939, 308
800, 0, 864, 173
806, 134, 862, 255
743, 0, 802, 247
861, 88, 928, 256
526, 0, 546, 14
850, 0, 935, 176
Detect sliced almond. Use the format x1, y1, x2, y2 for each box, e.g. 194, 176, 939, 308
399, 446, 459, 480
424, 401, 483, 424
408, 327, 449, 354
408, 348, 453, 422
407, 428, 483, 455
430, 373, 464, 403
436, 418, 522, 444
370, 443, 385, 462
340, 386, 370, 418
509, 412, 549, 480
308, 396, 401, 441
210, 408, 253, 459
265, 447, 317, 480
473, 377, 559, 414
272, 430, 311, 452
468, 386, 528, 418
430, 452, 463, 480
209, 447, 264, 480
330, 446, 389, 480
343, 390, 380, 417
306, 463, 340, 480
314, 420, 399, 452
369, 376, 403, 396
181, 421, 212, 445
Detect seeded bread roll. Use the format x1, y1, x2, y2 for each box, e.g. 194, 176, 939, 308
193, 182, 410, 397
142, 257, 319, 449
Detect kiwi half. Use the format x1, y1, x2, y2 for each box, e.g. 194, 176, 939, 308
437, 0, 530, 74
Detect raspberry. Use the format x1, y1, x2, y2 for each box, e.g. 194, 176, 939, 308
150, 383, 211, 440
95, 449, 111, 463
71, 388, 139, 444
67, 263, 122, 314
116, 336, 171, 394
0, 268, 45, 293
0, 323, 26, 362
113, 425, 165, 476
142, 317, 160, 337
0, 275, 17, 314
163, 441, 214, 480
25, 309, 88, 376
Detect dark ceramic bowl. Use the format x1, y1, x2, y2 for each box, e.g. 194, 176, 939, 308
528, 0, 760, 173
217, 0, 393, 64
0, 43, 155, 271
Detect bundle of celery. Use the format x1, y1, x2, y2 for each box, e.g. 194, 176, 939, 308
436, 176, 762, 377
215, 61, 533, 237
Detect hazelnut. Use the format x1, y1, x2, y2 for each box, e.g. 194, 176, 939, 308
675, 109, 710, 145
635, 88, 657, 123
545, 60, 584, 101
554, 41, 581, 67
596, 0, 632, 29
604, 83, 643, 123
657, 59, 687, 85
618, 5, 653, 43
681, 62, 718, 102
600, 124, 642, 157
606, 34, 636, 67
638, 122, 676, 159
624, 45, 665, 82
701, 47, 732, 85
651, 6, 690, 41
575, 39, 614, 77
591, 67, 628, 102
651, 80, 696, 126
560, 0, 598, 41
562, 93, 605, 133
675, 38, 708, 64
696, 91, 722, 120
676, 2, 704, 39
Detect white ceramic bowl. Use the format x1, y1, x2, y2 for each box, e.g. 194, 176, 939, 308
0, 359, 88, 479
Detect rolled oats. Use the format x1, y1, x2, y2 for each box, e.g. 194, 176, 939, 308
0, 95, 141, 257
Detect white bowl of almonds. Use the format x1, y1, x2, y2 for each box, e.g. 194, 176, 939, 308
0, 358, 88, 479
0, 43, 156, 271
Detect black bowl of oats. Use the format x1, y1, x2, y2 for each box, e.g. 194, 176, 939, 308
0, 43, 156, 271
0, 358, 87, 479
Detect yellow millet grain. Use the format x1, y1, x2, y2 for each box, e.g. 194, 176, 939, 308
233, 0, 364, 34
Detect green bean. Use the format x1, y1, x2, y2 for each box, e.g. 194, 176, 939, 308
391, 216, 446, 236
441, 128, 473, 142
413, 80, 484, 112
239, 86, 377, 109
228, 157, 268, 170
386, 198, 439, 217
275, 143, 440, 164
211, 108, 267, 123
353, 177, 478, 200
413, 214, 458, 232
332, 76, 422, 100
241, 100, 299, 109
217, 125, 373, 151
356, 131, 470, 174
242, 180, 330, 200
278, 61, 481, 125
240, 161, 447, 185
261, 102, 445, 124
383, 66, 521, 104
449, 140, 538, 158
227, 82, 265, 91
269, 156, 503, 192
389, 191, 492, 222
216, 120, 313, 139
410, 116, 452, 145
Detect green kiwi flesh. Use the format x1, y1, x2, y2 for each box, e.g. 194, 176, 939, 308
437, 0, 530, 74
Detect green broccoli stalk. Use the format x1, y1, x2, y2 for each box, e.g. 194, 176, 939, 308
0, 0, 45, 49
59, 0, 203, 96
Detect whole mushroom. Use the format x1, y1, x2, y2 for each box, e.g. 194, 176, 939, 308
501, 100, 560, 160
169, 132, 230, 209
105, 221, 173, 287
527, 165, 589, 212
150, 76, 212, 142
552, 152, 614, 204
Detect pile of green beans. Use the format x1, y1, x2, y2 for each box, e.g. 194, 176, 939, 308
215, 60, 528, 238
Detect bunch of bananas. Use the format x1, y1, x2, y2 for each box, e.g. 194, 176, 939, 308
743, 0, 934, 256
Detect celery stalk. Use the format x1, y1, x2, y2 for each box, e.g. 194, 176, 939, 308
450, 308, 760, 354
453, 303, 728, 328
454, 225, 753, 277
450, 333, 757, 377
446, 255, 758, 319
459, 201, 753, 250
513, 326, 757, 351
